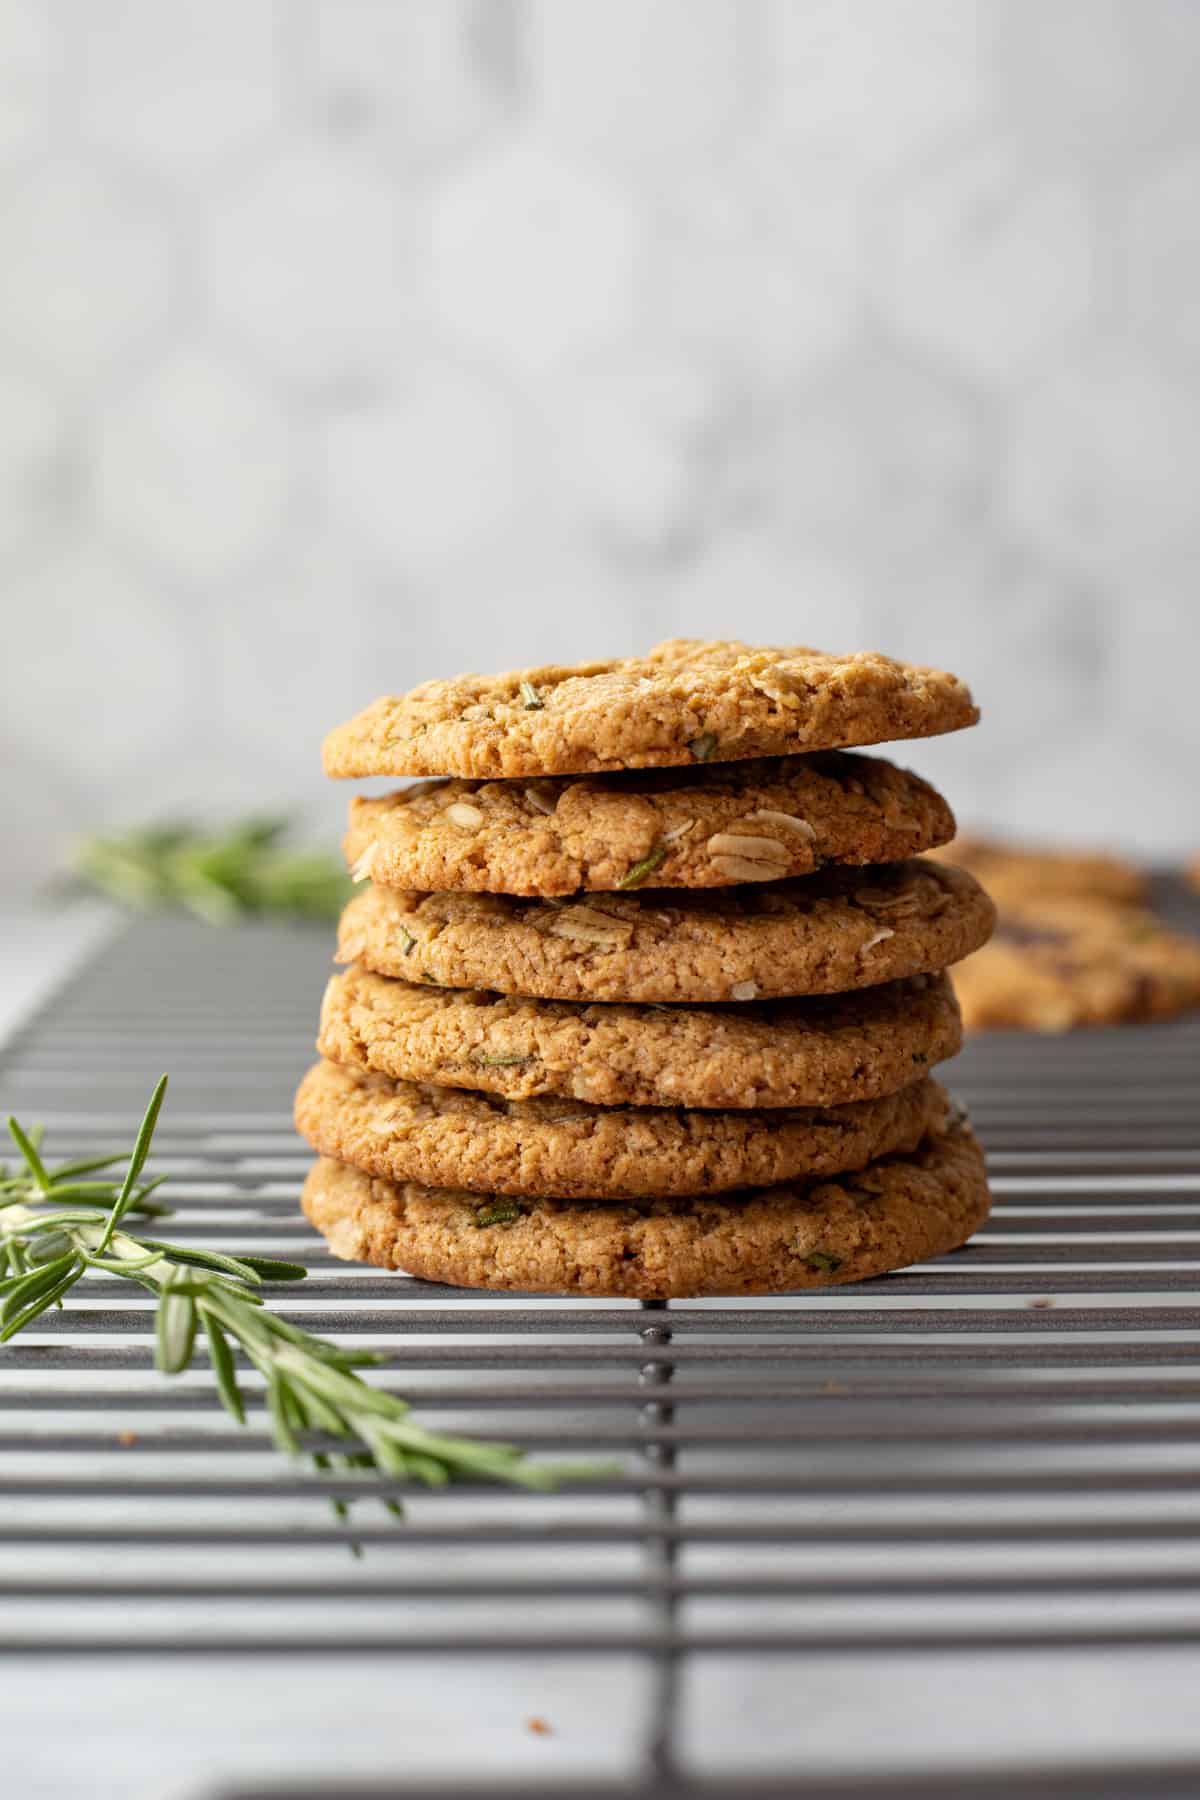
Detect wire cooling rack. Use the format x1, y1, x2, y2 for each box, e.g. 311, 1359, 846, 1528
2, 903, 1199, 1798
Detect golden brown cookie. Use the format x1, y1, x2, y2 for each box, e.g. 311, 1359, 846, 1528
929, 834, 1147, 908
294, 1059, 947, 1200
323, 638, 979, 780
300, 1115, 990, 1297
343, 752, 955, 896
318, 965, 962, 1110
336, 858, 995, 1004
952, 897, 1200, 1032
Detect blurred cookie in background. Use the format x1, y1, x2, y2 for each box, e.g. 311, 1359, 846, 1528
951, 898, 1200, 1032
928, 834, 1148, 910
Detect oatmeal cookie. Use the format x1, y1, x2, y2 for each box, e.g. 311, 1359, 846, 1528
344, 751, 955, 895
294, 1058, 947, 1199
323, 638, 978, 780
336, 858, 995, 1004
317, 965, 962, 1110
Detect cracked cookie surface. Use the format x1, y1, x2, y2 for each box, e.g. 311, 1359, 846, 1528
343, 751, 954, 896
300, 1115, 989, 1297
318, 965, 962, 1110
294, 1059, 947, 1199
323, 638, 978, 780
336, 858, 995, 1004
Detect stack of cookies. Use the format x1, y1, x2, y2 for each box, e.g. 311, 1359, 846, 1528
296, 639, 996, 1298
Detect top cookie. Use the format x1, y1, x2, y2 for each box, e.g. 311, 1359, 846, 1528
930, 835, 1147, 909
344, 751, 955, 896
323, 638, 979, 779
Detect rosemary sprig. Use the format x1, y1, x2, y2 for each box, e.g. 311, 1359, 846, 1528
64, 817, 353, 924
1, 1078, 608, 1523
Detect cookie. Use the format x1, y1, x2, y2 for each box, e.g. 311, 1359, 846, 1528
336, 858, 995, 1004
323, 638, 978, 780
952, 897, 1200, 1032
300, 1114, 990, 1297
318, 965, 962, 1110
343, 751, 955, 896
294, 1059, 948, 1200
929, 835, 1147, 908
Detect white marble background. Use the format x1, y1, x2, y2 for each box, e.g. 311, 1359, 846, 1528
2, 0, 1200, 893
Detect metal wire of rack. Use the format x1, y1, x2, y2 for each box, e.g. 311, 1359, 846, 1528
2, 905, 1200, 1798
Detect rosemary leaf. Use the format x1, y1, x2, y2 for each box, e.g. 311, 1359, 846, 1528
6, 1118, 50, 1191
4, 1271, 82, 1338
805, 1251, 843, 1274
49, 1153, 127, 1180
96, 1073, 168, 1252
236, 1255, 309, 1282
156, 1279, 198, 1376
202, 1313, 245, 1425
617, 845, 667, 890
473, 1201, 522, 1229
0, 1254, 78, 1326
